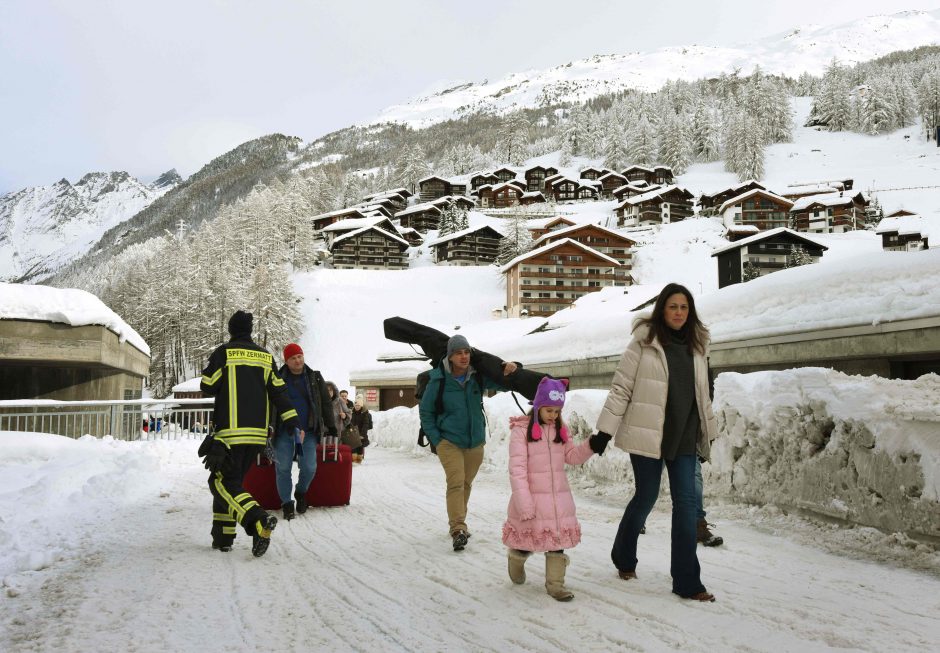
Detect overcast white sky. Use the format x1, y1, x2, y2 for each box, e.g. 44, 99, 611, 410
1, 0, 938, 193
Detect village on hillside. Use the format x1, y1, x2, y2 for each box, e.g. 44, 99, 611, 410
309, 160, 930, 320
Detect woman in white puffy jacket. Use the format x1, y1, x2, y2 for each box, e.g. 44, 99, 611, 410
595, 283, 718, 602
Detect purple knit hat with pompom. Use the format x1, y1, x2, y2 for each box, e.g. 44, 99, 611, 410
531, 377, 569, 442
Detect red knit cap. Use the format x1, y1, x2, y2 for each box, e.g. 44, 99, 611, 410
283, 343, 303, 360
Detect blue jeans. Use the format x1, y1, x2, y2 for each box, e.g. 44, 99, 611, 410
273, 430, 318, 504
695, 457, 706, 521
611, 453, 705, 597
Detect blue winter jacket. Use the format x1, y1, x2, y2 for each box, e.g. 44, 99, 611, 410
419, 362, 506, 449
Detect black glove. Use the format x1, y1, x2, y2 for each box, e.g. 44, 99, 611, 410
203, 439, 229, 472
589, 432, 612, 455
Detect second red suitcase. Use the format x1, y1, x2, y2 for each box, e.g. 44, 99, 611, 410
307, 436, 352, 507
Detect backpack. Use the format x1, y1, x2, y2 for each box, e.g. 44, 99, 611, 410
416, 367, 485, 455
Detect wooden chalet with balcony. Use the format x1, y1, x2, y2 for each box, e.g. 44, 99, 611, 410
418, 175, 468, 202
711, 228, 827, 288
876, 210, 930, 252
427, 225, 503, 266
698, 180, 766, 216
579, 166, 608, 181
501, 239, 623, 317
524, 165, 558, 192
615, 185, 694, 227
532, 223, 635, 283
431, 195, 475, 212
717, 189, 794, 231
470, 172, 500, 191
492, 166, 519, 183
542, 173, 565, 193
528, 216, 576, 240
395, 203, 443, 233
790, 192, 868, 233
330, 225, 410, 270
598, 172, 628, 199
397, 226, 424, 247
477, 183, 525, 209
653, 165, 674, 185
621, 165, 655, 184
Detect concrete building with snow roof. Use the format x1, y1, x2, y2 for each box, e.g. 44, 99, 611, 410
711, 228, 827, 288
876, 210, 930, 252
717, 188, 794, 231
789, 191, 868, 233
500, 238, 623, 318
0, 283, 149, 401
614, 184, 694, 227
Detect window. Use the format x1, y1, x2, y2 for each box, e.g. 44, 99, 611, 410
522, 292, 531, 298
538, 292, 551, 298
588, 281, 600, 287
588, 267, 600, 274
569, 255, 582, 262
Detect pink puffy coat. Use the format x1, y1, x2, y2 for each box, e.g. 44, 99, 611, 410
501, 415, 595, 552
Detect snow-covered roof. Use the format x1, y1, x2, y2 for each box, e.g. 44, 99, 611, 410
710, 227, 829, 256
171, 377, 202, 393
532, 222, 636, 247
311, 207, 367, 221
321, 216, 390, 232
790, 192, 865, 212
717, 189, 794, 215
621, 165, 654, 174
417, 174, 457, 184
521, 191, 544, 199
783, 183, 842, 197
0, 282, 149, 355
726, 225, 761, 234
618, 184, 687, 207
330, 225, 410, 248
492, 182, 523, 194
876, 214, 927, 237
526, 216, 575, 229
499, 238, 621, 272
702, 179, 766, 200
426, 224, 503, 247
396, 202, 443, 217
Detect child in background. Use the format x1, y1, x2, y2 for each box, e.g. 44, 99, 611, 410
501, 377, 610, 601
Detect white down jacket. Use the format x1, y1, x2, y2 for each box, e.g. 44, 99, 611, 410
595, 319, 718, 460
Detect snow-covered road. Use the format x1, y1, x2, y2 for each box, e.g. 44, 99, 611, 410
2, 442, 939, 653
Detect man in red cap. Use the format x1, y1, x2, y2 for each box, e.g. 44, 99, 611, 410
272, 342, 337, 519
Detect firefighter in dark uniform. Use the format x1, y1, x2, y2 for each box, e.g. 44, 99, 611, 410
200, 310, 301, 557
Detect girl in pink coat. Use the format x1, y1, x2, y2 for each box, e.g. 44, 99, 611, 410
502, 377, 611, 601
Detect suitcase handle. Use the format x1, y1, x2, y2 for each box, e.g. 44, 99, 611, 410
321, 435, 340, 463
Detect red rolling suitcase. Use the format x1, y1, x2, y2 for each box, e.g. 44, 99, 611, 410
307, 436, 352, 507
243, 454, 282, 510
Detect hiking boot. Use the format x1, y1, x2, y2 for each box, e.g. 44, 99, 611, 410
452, 530, 469, 551
282, 501, 295, 521
697, 519, 723, 547
212, 543, 232, 553
294, 491, 308, 514
251, 514, 278, 558
683, 590, 716, 602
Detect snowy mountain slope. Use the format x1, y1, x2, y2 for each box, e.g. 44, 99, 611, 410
0, 171, 177, 283
368, 9, 940, 128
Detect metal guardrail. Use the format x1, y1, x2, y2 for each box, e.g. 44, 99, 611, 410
0, 398, 214, 441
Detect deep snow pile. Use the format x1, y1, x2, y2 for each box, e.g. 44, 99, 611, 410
710, 368, 940, 538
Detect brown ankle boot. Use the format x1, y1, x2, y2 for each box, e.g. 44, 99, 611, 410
697, 519, 723, 547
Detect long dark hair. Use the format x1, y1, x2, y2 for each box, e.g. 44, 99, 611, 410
325, 381, 339, 398
639, 283, 708, 355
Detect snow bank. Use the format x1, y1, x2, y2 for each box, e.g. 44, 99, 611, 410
371, 370, 940, 538
0, 432, 187, 582
711, 368, 940, 538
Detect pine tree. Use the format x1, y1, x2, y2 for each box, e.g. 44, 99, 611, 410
626, 115, 657, 166
690, 98, 722, 162
603, 121, 630, 171
786, 246, 813, 268
859, 77, 896, 135
724, 111, 764, 181
817, 59, 852, 131
917, 66, 940, 140
743, 261, 761, 282
497, 215, 533, 265
657, 112, 693, 174
497, 113, 530, 165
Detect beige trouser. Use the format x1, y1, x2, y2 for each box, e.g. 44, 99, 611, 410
436, 439, 484, 535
